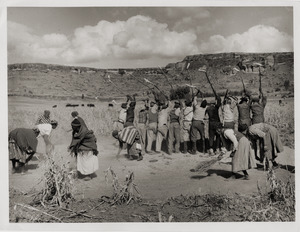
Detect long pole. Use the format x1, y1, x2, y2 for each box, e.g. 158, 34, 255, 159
107, 74, 126, 95
158, 66, 174, 91
199, 69, 217, 97
144, 78, 168, 99
240, 72, 246, 93
186, 62, 194, 97
129, 73, 153, 91
259, 67, 262, 92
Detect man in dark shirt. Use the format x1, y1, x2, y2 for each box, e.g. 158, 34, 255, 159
249, 86, 267, 162
168, 101, 181, 155
237, 92, 252, 130
124, 94, 137, 127
205, 95, 222, 155
250, 86, 267, 125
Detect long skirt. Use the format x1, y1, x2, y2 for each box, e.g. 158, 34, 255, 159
9, 138, 34, 164
77, 151, 99, 175
232, 137, 256, 172
264, 125, 284, 160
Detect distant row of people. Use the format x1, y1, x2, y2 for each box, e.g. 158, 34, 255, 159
8, 79, 284, 182
110, 79, 283, 179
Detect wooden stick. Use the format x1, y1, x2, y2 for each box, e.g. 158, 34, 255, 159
129, 73, 152, 90
15, 203, 62, 222
203, 71, 217, 98
240, 72, 246, 93
144, 78, 167, 98
158, 66, 174, 91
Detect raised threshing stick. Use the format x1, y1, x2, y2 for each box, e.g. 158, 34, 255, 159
198, 68, 217, 98
259, 67, 262, 92
258, 67, 265, 100
107, 74, 126, 95
186, 62, 194, 96
144, 78, 168, 99
129, 73, 153, 91
223, 89, 229, 104
158, 66, 174, 91
240, 72, 246, 93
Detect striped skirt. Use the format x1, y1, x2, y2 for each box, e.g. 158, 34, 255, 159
9, 138, 34, 164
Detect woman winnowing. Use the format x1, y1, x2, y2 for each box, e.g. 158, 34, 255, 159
69, 119, 99, 181
9, 128, 40, 174
218, 124, 256, 180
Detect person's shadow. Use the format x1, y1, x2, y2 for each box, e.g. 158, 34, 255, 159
190, 169, 240, 180
25, 163, 39, 170
280, 164, 295, 173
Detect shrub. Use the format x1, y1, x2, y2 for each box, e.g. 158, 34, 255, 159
169, 86, 191, 100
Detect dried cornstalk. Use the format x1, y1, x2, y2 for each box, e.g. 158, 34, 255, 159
104, 167, 141, 205
34, 152, 75, 207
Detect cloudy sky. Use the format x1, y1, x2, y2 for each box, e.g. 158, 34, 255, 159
7, 6, 293, 68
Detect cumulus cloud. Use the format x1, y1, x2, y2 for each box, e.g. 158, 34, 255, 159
63, 15, 199, 62
199, 25, 293, 53
8, 16, 199, 65
8, 18, 293, 68
8, 21, 70, 63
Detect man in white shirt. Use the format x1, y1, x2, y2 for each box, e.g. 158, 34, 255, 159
155, 101, 171, 153
113, 103, 127, 132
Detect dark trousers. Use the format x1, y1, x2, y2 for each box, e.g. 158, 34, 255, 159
168, 122, 180, 153
208, 121, 220, 150
191, 120, 205, 152
191, 120, 205, 141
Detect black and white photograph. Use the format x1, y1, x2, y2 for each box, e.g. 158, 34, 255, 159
0, 0, 298, 230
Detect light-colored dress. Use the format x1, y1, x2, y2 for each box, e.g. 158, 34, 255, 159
77, 151, 99, 175
232, 136, 256, 172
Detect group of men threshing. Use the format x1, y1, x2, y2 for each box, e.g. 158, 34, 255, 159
112, 70, 284, 180
8, 69, 284, 181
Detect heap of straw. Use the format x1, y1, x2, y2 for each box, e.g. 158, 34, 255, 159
34, 152, 75, 208
104, 167, 141, 205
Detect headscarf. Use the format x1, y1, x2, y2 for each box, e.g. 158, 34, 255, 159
69, 119, 97, 154
71, 111, 79, 118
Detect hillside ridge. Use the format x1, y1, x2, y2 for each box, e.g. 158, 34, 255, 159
8, 52, 294, 100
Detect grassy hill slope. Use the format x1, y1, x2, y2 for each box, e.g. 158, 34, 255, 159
7, 52, 294, 100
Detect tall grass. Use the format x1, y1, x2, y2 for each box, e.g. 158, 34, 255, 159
8, 103, 118, 141
264, 101, 294, 148
8, 98, 294, 148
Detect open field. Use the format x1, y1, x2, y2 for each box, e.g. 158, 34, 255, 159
8, 96, 295, 222
7, 52, 295, 223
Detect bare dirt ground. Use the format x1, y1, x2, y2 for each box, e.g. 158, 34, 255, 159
9, 135, 295, 222
8, 97, 295, 222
